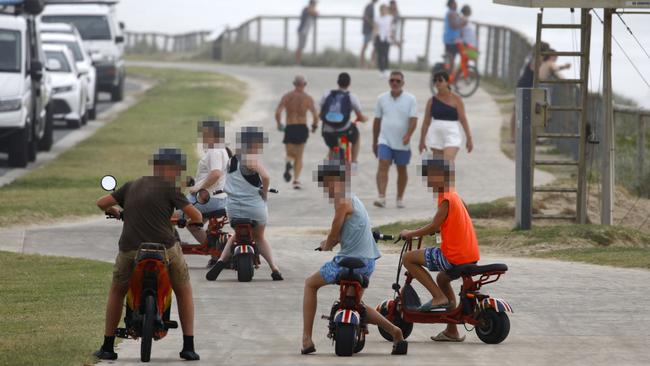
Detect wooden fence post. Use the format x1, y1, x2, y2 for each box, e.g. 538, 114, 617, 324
257, 17, 262, 60
341, 17, 346, 52
424, 18, 432, 65
492, 27, 501, 78
638, 114, 646, 191
485, 26, 493, 76
312, 18, 318, 55
398, 19, 405, 67
284, 18, 289, 50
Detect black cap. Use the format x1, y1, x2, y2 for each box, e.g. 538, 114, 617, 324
152, 147, 186, 169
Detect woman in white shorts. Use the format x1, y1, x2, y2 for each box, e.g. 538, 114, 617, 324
419, 71, 473, 162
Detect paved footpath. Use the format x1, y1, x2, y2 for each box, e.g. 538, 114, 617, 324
1, 63, 649, 365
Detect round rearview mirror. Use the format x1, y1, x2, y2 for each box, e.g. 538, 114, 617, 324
101, 175, 117, 191
196, 189, 210, 205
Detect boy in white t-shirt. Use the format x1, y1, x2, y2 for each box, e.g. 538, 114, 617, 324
186, 120, 230, 266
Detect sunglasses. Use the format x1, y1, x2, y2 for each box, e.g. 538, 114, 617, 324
389, 79, 403, 84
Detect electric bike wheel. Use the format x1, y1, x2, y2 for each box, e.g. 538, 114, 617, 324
141, 295, 156, 362
453, 65, 480, 98
334, 324, 357, 357
377, 302, 413, 341
236, 254, 254, 282
353, 332, 365, 353
476, 309, 510, 344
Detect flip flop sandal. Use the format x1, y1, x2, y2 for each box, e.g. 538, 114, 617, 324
391, 340, 408, 355
431, 331, 466, 342
271, 271, 284, 281
301, 345, 316, 355
417, 299, 452, 312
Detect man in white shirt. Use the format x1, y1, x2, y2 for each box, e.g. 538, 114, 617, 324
372, 71, 418, 208
187, 120, 230, 266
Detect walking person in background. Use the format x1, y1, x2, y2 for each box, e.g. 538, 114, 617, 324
443, 0, 466, 72
460, 5, 476, 50
374, 4, 395, 78
372, 71, 418, 209
420, 71, 473, 162
361, 0, 378, 68
389, 0, 402, 48
509, 41, 550, 142
296, 0, 318, 65
275, 75, 319, 189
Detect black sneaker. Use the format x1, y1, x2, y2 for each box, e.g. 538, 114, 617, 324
271, 271, 284, 281
206, 258, 219, 268
206, 260, 227, 281
180, 350, 200, 361
283, 162, 292, 182
94, 348, 118, 360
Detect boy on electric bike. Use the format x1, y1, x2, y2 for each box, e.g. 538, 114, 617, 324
205, 127, 283, 281
301, 160, 408, 355
399, 156, 480, 342
94, 148, 202, 361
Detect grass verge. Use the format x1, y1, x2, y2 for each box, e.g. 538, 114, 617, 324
0, 67, 245, 227
0, 251, 112, 366
375, 201, 650, 270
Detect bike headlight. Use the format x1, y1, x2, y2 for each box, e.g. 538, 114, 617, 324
0, 98, 22, 112
53, 85, 75, 94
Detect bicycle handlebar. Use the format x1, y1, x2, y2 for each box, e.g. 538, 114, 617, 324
314, 231, 393, 251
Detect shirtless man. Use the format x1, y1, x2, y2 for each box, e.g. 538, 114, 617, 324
275, 75, 319, 189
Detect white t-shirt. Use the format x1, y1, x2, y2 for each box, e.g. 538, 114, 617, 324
374, 91, 418, 150
462, 22, 477, 47
319, 89, 363, 133
195, 148, 229, 198
376, 14, 394, 42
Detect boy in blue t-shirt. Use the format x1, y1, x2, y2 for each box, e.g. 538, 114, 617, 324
300, 161, 407, 356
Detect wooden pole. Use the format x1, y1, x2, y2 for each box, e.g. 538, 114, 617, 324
577, 9, 592, 224
492, 27, 501, 78
312, 18, 318, 55
341, 17, 346, 52
424, 19, 432, 64
601, 8, 615, 225
486, 26, 493, 75
257, 17, 262, 60
637, 114, 646, 191
284, 18, 289, 50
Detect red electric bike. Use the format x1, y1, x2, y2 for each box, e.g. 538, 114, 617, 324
377, 237, 512, 344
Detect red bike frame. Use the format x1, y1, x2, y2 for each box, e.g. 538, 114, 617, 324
232, 222, 261, 266
172, 215, 230, 257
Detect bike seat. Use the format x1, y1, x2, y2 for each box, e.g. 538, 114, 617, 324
203, 208, 227, 219
230, 218, 257, 228
137, 242, 166, 262
446, 263, 508, 280
337, 257, 366, 270
336, 272, 370, 289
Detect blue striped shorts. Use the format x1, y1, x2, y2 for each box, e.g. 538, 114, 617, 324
424, 247, 454, 272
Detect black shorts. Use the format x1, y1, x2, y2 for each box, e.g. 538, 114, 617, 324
322, 124, 359, 149
283, 124, 309, 145
445, 43, 459, 57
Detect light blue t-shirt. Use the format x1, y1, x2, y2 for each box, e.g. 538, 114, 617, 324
374, 91, 418, 151
444, 9, 461, 45
338, 194, 381, 260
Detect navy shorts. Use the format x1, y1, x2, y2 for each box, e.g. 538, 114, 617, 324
424, 247, 454, 272
377, 144, 411, 166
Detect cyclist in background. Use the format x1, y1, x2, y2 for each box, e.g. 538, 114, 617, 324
320, 72, 368, 170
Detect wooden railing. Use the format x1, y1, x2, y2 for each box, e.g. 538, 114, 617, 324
125, 30, 212, 54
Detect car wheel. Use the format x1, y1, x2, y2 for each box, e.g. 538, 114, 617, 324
67, 119, 81, 129
8, 126, 29, 167
111, 77, 124, 102
38, 105, 54, 151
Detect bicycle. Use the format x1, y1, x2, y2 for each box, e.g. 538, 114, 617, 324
432, 42, 480, 98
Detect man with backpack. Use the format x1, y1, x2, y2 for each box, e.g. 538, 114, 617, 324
319, 72, 368, 169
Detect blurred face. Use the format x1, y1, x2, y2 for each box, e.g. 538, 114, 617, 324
244, 141, 263, 155
322, 176, 345, 199
433, 75, 449, 92
380, 5, 388, 15
389, 74, 404, 93
154, 163, 183, 183
449, 1, 457, 10
425, 168, 448, 192
202, 128, 223, 147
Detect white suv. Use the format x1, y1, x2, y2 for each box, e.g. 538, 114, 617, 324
0, 0, 52, 167
43, 43, 88, 128
41, 23, 97, 119
42, 0, 124, 102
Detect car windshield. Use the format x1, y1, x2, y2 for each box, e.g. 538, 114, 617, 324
42, 15, 111, 41
0, 30, 21, 73
45, 40, 84, 62
45, 50, 71, 73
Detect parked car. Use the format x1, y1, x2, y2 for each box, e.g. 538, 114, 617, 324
42, 0, 125, 102
0, 0, 52, 167
43, 43, 88, 128
41, 23, 97, 120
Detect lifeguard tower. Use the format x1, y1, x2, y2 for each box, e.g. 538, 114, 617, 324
494, 0, 650, 228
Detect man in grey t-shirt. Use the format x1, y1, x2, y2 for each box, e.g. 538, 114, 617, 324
296, 0, 318, 64
360, 0, 378, 68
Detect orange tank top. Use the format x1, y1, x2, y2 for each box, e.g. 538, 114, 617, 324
438, 189, 480, 265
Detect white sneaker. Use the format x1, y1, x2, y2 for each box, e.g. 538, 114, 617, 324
374, 198, 386, 208
397, 200, 405, 209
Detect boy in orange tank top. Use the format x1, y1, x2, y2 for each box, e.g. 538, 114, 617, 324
400, 157, 480, 342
